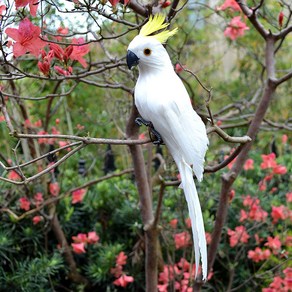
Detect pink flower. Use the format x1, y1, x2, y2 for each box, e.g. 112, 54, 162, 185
113, 274, 134, 288
0, 114, 5, 122
8, 170, 21, 181
0, 4, 6, 15
54, 65, 72, 76
260, 153, 277, 169
264, 236, 281, 254
177, 257, 190, 271
34, 119, 42, 127
286, 192, 292, 203
37, 130, 49, 144
175, 63, 185, 74
109, 0, 120, 6
282, 134, 288, 144
32, 215, 42, 225
227, 226, 249, 247
87, 231, 99, 244
205, 232, 212, 245
56, 27, 69, 41
271, 205, 288, 223
15, 0, 39, 16
272, 165, 287, 175
285, 236, 292, 247
185, 217, 191, 228
19, 197, 30, 211
72, 233, 88, 243
169, 218, 178, 229
248, 247, 271, 262
70, 38, 89, 68
244, 158, 254, 170
5, 18, 46, 57
174, 231, 191, 249
116, 251, 127, 266
160, 0, 171, 8
138, 133, 146, 140
217, 0, 241, 11
157, 284, 168, 292
71, 242, 86, 254
38, 60, 50, 76
49, 182, 60, 196
111, 265, 123, 278
34, 192, 43, 207
224, 16, 249, 40
229, 189, 235, 202
71, 188, 87, 204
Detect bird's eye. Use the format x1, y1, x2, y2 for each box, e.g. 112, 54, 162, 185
143, 48, 151, 56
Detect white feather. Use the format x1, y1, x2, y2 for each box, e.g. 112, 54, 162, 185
128, 35, 209, 280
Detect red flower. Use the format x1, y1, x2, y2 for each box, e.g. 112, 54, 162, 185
0, 4, 6, 15
34, 192, 43, 207
0, 114, 5, 122
177, 257, 190, 271
282, 134, 288, 144
205, 232, 212, 245
5, 18, 46, 57
70, 38, 89, 68
260, 153, 277, 169
169, 218, 178, 229
248, 247, 271, 262
264, 236, 281, 254
160, 0, 171, 8
8, 170, 21, 181
227, 226, 249, 247
56, 27, 69, 41
111, 265, 123, 278
54, 65, 72, 76
113, 274, 134, 288
229, 189, 235, 202
116, 251, 127, 266
243, 158, 254, 170
272, 165, 287, 175
175, 63, 185, 74
19, 197, 31, 211
32, 215, 42, 225
71, 242, 86, 254
87, 231, 99, 244
37, 130, 49, 144
217, 0, 241, 11
109, 0, 120, 6
224, 16, 249, 40
49, 182, 60, 196
15, 0, 39, 16
38, 60, 50, 76
278, 11, 284, 28
185, 217, 191, 228
174, 231, 191, 249
72, 233, 88, 243
71, 188, 87, 204
286, 192, 292, 203
271, 205, 288, 223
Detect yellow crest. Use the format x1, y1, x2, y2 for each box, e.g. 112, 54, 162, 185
139, 14, 178, 44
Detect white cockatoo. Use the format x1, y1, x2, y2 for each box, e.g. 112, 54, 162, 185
126, 14, 209, 280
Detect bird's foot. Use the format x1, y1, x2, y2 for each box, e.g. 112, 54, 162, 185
135, 117, 164, 145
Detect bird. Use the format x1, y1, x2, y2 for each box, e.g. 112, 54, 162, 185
126, 14, 209, 280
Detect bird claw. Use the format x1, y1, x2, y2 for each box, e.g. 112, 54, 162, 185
135, 117, 164, 145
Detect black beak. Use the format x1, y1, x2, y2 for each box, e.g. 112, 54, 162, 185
127, 50, 139, 69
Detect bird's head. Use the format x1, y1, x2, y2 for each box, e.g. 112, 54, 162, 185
127, 14, 177, 71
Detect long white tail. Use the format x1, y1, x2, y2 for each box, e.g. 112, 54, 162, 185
178, 159, 207, 280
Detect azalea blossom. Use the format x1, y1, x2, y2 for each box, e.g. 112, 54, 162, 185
5, 18, 46, 57
264, 236, 281, 254
34, 192, 44, 207
224, 16, 249, 40
32, 215, 42, 225
19, 197, 31, 211
8, 170, 21, 181
271, 205, 288, 223
72, 233, 88, 243
185, 217, 191, 228
243, 158, 254, 170
71, 188, 87, 204
87, 231, 99, 244
111, 265, 123, 278
0, 3, 6, 15
174, 231, 191, 249
71, 242, 86, 254
260, 153, 277, 169
248, 247, 271, 262
15, 0, 39, 16
217, 0, 241, 11
282, 134, 288, 144
113, 274, 134, 288
272, 164, 287, 175
227, 225, 249, 247
286, 192, 292, 203
49, 182, 60, 196
116, 251, 127, 266
169, 218, 178, 229
70, 38, 90, 68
